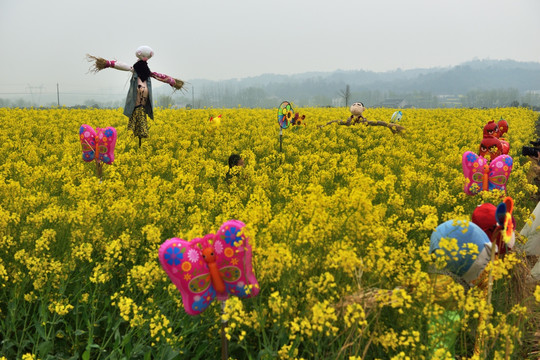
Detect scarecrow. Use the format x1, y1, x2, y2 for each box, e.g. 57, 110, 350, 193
319, 102, 405, 133
87, 46, 185, 147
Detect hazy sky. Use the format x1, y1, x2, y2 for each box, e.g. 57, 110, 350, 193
1, 0, 539, 103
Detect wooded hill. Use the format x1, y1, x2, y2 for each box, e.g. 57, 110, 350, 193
172, 59, 540, 108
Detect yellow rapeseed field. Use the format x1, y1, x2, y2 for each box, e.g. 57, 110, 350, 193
0, 106, 539, 359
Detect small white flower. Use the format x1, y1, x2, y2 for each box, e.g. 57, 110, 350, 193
214, 240, 224, 254
187, 248, 199, 263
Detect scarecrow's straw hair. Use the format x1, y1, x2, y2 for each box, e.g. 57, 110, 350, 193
86, 54, 109, 73
172, 78, 185, 91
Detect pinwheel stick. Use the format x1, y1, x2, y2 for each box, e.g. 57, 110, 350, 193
83, 138, 104, 179
96, 161, 103, 179
279, 128, 283, 153
278, 128, 285, 165
221, 301, 228, 360
486, 229, 500, 305
473, 227, 500, 357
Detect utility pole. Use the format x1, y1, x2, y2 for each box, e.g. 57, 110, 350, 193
26, 84, 44, 106
192, 85, 195, 109
339, 84, 351, 107
57, 83, 60, 107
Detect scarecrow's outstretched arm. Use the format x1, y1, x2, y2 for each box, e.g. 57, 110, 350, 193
150, 72, 185, 91
87, 54, 185, 91
358, 118, 406, 134
318, 117, 406, 133
86, 55, 132, 72
318, 119, 347, 128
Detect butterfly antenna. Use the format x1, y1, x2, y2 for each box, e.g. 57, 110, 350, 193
84, 139, 95, 155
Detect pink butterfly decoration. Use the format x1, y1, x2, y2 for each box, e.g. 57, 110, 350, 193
462, 151, 513, 195
79, 124, 117, 164
158, 220, 260, 316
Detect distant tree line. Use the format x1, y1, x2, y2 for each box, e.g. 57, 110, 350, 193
3, 59, 540, 109
2, 87, 539, 110
173, 86, 540, 110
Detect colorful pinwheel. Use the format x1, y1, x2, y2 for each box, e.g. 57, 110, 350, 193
277, 101, 294, 129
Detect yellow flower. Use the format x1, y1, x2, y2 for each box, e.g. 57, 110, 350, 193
1, 107, 538, 358
48, 298, 74, 316
81, 293, 89, 303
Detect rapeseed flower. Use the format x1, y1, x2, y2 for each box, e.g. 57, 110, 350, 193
0, 107, 538, 358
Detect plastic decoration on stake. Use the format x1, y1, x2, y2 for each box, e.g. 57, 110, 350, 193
158, 220, 259, 360
430, 220, 493, 283
79, 124, 117, 179
209, 114, 222, 126
474, 197, 514, 357
277, 101, 293, 130
429, 220, 494, 356
208, 114, 222, 134
482, 120, 499, 138
482, 119, 509, 155
496, 118, 510, 155
486, 199, 510, 303
497, 118, 509, 137
277, 101, 294, 155
472, 201, 516, 256
478, 137, 503, 160
391, 110, 403, 123
497, 197, 514, 244
461, 151, 513, 195
291, 112, 307, 131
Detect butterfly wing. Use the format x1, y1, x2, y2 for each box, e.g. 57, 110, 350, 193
488, 155, 513, 192
79, 124, 96, 162
214, 220, 260, 299
188, 273, 216, 314
96, 127, 117, 164
158, 237, 215, 315
190, 286, 217, 314
220, 266, 254, 297
220, 266, 241, 282
462, 151, 487, 195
